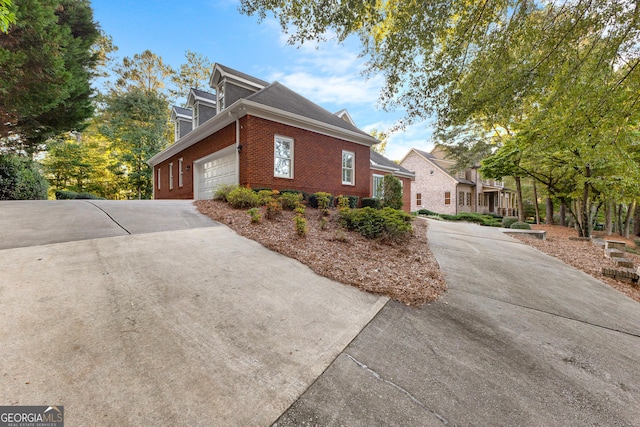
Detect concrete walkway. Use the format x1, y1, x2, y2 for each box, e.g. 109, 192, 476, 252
275, 219, 640, 426
0, 201, 387, 426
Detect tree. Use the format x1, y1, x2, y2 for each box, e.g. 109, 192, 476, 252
171, 50, 212, 103
112, 50, 175, 97
0, 0, 15, 32
381, 174, 403, 210
369, 129, 388, 154
0, 0, 100, 155
100, 89, 170, 199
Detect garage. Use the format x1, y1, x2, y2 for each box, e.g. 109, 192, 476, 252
194, 145, 237, 200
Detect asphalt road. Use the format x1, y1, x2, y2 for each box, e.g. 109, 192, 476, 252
275, 219, 640, 426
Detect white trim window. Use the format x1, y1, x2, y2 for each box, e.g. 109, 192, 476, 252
178, 158, 184, 187
169, 162, 174, 190
274, 135, 293, 178
157, 168, 161, 190
174, 121, 180, 141
372, 174, 384, 198
342, 151, 355, 185
193, 103, 199, 128
217, 85, 225, 113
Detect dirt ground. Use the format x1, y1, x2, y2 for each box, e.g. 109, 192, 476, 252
196, 200, 447, 306
514, 224, 640, 304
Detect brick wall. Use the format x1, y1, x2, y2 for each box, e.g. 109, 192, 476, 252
154, 121, 237, 199
400, 151, 458, 214
241, 115, 371, 200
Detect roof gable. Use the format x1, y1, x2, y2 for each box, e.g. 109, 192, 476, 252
171, 106, 192, 122
186, 88, 216, 107
209, 63, 269, 90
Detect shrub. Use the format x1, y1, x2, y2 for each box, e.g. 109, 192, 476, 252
75, 192, 103, 199
227, 186, 260, 209
294, 215, 308, 237
361, 197, 381, 209
265, 198, 282, 220
308, 192, 333, 209
320, 217, 328, 230
247, 207, 262, 224
501, 216, 519, 228
344, 195, 359, 209
340, 207, 413, 242
55, 190, 78, 200
280, 192, 303, 210
294, 202, 306, 216
213, 184, 238, 202
257, 189, 279, 205
510, 221, 531, 230
381, 175, 403, 210
416, 209, 439, 216
0, 155, 48, 200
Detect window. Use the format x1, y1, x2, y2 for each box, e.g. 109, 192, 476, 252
193, 103, 199, 127
274, 136, 293, 178
444, 191, 451, 205
466, 192, 471, 206
217, 85, 225, 112
373, 174, 384, 198
157, 168, 161, 190
416, 193, 422, 206
178, 158, 184, 187
175, 121, 180, 141
458, 170, 466, 179
459, 191, 464, 206
169, 163, 174, 190
342, 151, 355, 185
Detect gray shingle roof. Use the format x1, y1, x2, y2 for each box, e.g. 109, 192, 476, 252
245, 82, 372, 137
216, 64, 270, 88
172, 106, 192, 119
370, 150, 413, 175
190, 88, 217, 103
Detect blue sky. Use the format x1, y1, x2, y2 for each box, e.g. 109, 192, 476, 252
90, 0, 434, 160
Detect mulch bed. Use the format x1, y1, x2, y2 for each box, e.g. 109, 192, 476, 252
195, 200, 447, 306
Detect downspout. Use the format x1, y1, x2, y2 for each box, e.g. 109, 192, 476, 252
235, 117, 240, 185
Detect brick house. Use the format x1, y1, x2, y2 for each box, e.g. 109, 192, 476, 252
400, 146, 516, 215
149, 63, 412, 210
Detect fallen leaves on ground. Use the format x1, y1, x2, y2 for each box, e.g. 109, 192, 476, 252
513, 224, 640, 304
195, 200, 447, 306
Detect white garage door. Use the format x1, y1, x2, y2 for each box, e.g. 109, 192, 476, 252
195, 146, 237, 200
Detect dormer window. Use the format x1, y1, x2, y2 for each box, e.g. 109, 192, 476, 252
175, 121, 180, 141
193, 103, 200, 127
217, 85, 225, 113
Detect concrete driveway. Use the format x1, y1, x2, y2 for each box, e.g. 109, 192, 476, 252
0, 200, 387, 426
275, 219, 640, 426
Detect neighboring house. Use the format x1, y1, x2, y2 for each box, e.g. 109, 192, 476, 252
149, 63, 381, 202
370, 150, 415, 211
400, 146, 516, 216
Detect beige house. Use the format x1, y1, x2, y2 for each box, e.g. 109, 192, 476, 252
400, 146, 516, 216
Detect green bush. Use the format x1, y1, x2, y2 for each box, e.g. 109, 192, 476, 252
247, 207, 262, 224
0, 155, 48, 200
361, 197, 381, 209
227, 186, 260, 209
309, 192, 333, 209
55, 190, 78, 199
344, 195, 359, 208
510, 221, 531, 230
439, 212, 502, 227
257, 189, 279, 205
213, 184, 238, 202
75, 192, 103, 199
280, 192, 303, 210
501, 216, 519, 228
416, 209, 439, 216
381, 175, 403, 210
340, 207, 413, 242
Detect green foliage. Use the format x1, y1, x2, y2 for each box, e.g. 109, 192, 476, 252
280, 191, 302, 210
171, 50, 212, 104
415, 209, 439, 216
111, 49, 175, 97
54, 190, 102, 199
381, 175, 403, 210
0, 0, 100, 153
0, 0, 16, 33
309, 191, 333, 209
257, 189, 279, 205
510, 221, 531, 230
336, 195, 350, 210
247, 207, 262, 224
319, 216, 328, 230
293, 202, 305, 216
340, 207, 413, 242
213, 183, 238, 202
502, 217, 519, 228
0, 154, 48, 200
265, 197, 282, 220
439, 212, 502, 227
227, 186, 260, 209
294, 215, 308, 237
361, 197, 380, 209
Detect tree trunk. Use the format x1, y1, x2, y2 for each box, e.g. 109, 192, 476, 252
533, 180, 540, 224
617, 204, 624, 236
605, 200, 613, 235
545, 197, 554, 224
634, 204, 640, 236
515, 176, 525, 222
579, 165, 592, 238
623, 201, 635, 239
559, 201, 566, 227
